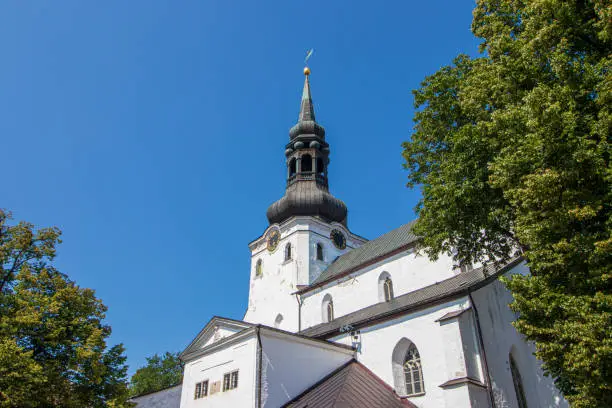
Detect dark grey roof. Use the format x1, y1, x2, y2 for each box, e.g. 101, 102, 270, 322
303, 221, 419, 290
130, 384, 182, 408
282, 360, 415, 408
301, 258, 522, 339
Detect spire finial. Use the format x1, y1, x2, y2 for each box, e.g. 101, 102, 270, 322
304, 66, 311, 76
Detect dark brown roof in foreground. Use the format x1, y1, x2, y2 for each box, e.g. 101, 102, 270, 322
282, 360, 415, 408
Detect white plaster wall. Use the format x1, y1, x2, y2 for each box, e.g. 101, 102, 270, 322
244, 217, 364, 332
259, 332, 354, 407
471, 263, 568, 408
180, 336, 258, 408
300, 250, 456, 329
329, 298, 476, 408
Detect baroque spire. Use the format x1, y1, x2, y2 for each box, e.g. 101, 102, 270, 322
266, 67, 348, 226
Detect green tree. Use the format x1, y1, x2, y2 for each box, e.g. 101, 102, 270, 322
129, 352, 183, 397
402, 1, 610, 407
0, 210, 131, 407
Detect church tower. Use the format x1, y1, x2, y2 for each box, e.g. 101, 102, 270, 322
244, 67, 367, 332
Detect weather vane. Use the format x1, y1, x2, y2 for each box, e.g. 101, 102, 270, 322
304, 48, 313, 76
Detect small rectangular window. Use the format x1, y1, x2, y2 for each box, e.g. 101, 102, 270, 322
201, 380, 209, 397
231, 370, 239, 389
194, 382, 201, 399
223, 373, 231, 391
223, 370, 239, 391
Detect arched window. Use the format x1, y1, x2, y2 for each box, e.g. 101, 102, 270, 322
284, 243, 292, 261
327, 300, 334, 322
316, 157, 324, 175
378, 272, 394, 302
274, 314, 284, 329
301, 154, 312, 172
403, 344, 424, 396
392, 339, 425, 396
255, 259, 263, 278
289, 158, 297, 176
322, 294, 334, 323
384, 278, 394, 302
510, 352, 528, 408
316, 243, 324, 261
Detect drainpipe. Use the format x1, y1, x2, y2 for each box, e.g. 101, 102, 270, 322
295, 293, 302, 332
256, 327, 263, 408
468, 290, 496, 408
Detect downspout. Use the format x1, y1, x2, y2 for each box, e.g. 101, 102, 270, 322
468, 290, 496, 408
295, 293, 302, 332
256, 326, 263, 408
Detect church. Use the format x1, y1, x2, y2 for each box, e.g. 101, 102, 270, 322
131, 67, 568, 408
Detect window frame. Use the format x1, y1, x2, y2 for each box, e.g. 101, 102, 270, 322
327, 299, 334, 322
255, 259, 263, 278
284, 242, 292, 261
194, 379, 209, 399
223, 370, 239, 392
383, 278, 394, 302
403, 344, 424, 396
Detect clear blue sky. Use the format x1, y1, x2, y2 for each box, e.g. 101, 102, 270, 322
1, 1, 480, 374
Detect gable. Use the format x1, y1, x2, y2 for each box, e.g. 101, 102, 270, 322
180, 317, 254, 359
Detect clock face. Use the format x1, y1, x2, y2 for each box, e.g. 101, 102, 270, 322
267, 229, 280, 252
330, 229, 346, 250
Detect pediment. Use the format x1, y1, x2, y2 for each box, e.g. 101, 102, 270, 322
180, 317, 254, 358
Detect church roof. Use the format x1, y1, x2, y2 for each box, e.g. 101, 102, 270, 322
282, 360, 415, 408
299, 221, 419, 292
300, 257, 523, 339
129, 384, 182, 408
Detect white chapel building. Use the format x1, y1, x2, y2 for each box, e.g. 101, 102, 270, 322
132, 68, 568, 408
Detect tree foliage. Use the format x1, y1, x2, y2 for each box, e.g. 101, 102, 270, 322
402, 1, 610, 406
0, 210, 131, 407
129, 352, 183, 397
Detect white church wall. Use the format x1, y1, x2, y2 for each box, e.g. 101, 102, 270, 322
299, 250, 456, 329
259, 330, 354, 408
329, 298, 477, 408
471, 262, 568, 408
180, 335, 258, 408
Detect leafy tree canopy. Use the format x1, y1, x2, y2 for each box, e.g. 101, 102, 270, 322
129, 352, 183, 397
402, 1, 610, 407
0, 210, 130, 407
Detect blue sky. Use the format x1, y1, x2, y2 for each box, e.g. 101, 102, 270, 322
1, 1, 480, 374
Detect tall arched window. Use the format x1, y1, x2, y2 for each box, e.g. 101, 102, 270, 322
392, 338, 425, 397
255, 259, 263, 278
289, 158, 297, 177
285, 243, 292, 261
378, 272, 394, 302
322, 294, 334, 323
316, 243, 324, 261
384, 278, 394, 302
301, 154, 313, 172
510, 352, 528, 408
403, 344, 424, 396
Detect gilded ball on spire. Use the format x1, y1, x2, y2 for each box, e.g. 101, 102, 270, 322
304, 66, 311, 76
